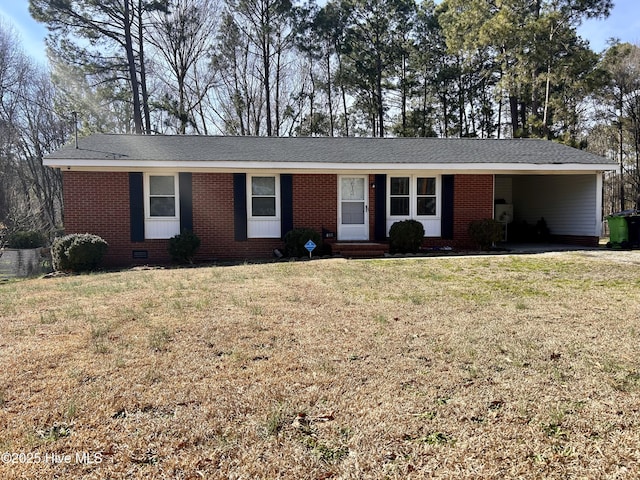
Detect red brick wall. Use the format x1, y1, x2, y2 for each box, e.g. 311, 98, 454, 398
64, 172, 342, 265
453, 174, 495, 247
422, 174, 495, 249
292, 174, 337, 234
63, 172, 170, 266
551, 235, 599, 247
290, 173, 494, 250
192, 173, 339, 260
192, 172, 233, 261
63, 171, 499, 265
191, 173, 284, 260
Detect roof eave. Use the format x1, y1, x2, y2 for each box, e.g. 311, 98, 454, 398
43, 159, 616, 173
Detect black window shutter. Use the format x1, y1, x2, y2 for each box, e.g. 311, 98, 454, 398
179, 172, 193, 232
233, 173, 247, 241
441, 175, 454, 240
374, 174, 387, 240
280, 174, 293, 239
129, 172, 145, 242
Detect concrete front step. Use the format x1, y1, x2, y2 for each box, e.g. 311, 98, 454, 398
333, 242, 389, 258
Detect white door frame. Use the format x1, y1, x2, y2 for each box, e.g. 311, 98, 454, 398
338, 175, 369, 241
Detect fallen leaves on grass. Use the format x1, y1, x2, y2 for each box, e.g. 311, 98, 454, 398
1, 252, 640, 478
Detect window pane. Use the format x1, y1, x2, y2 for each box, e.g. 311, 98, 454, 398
390, 197, 410, 216
390, 177, 409, 195
150, 197, 176, 216
341, 202, 364, 224
417, 197, 436, 216
341, 178, 365, 201
252, 197, 276, 216
417, 177, 435, 195
252, 176, 276, 196
150, 176, 175, 196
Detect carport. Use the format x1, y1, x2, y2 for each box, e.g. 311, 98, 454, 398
495, 174, 603, 245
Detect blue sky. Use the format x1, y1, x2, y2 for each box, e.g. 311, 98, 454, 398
0, 0, 638, 65
0, 1, 49, 64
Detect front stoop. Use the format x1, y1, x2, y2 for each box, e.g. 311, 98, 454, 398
333, 242, 389, 258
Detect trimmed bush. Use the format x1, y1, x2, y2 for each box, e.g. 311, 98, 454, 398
6, 230, 47, 249
168, 230, 201, 264
389, 220, 425, 254
52, 234, 108, 272
284, 227, 322, 258
468, 218, 503, 250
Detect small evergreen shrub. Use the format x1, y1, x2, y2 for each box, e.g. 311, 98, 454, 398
168, 230, 201, 264
468, 218, 503, 250
6, 230, 47, 249
284, 227, 322, 258
389, 220, 425, 254
52, 233, 108, 272
51, 236, 75, 271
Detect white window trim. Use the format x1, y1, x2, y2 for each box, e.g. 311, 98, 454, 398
247, 174, 281, 238
387, 175, 441, 220
144, 172, 180, 240
144, 173, 179, 219
389, 177, 411, 217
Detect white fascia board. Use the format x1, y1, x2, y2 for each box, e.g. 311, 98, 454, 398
44, 158, 616, 173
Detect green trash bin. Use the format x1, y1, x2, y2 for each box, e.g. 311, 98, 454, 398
607, 215, 629, 247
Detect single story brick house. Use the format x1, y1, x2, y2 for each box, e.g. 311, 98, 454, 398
44, 134, 616, 266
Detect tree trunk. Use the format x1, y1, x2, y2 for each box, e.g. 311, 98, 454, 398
326, 55, 335, 137
337, 53, 349, 136
400, 52, 407, 135
137, 0, 151, 134
123, 0, 143, 134
275, 35, 282, 136
261, 2, 273, 136
442, 90, 449, 138
376, 51, 384, 137
509, 96, 519, 136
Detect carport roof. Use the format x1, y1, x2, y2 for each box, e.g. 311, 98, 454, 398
45, 134, 616, 171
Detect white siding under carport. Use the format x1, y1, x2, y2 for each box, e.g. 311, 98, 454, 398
510, 174, 602, 237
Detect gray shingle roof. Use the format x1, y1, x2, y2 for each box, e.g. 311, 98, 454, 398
46, 134, 614, 166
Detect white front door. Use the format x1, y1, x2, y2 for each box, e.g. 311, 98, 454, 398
338, 176, 369, 241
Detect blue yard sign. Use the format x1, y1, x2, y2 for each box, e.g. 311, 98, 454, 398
304, 240, 317, 258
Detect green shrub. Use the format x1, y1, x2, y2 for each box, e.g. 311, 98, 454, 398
52, 234, 108, 272
468, 218, 503, 250
51, 236, 74, 271
389, 220, 425, 254
168, 230, 201, 264
284, 228, 322, 258
6, 230, 47, 249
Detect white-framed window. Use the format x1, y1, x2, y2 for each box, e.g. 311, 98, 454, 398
148, 174, 178, 217
144, 173, 180, 239
390, 177, 410, 216
387, 175, 441, 237
247, 174, 280, 238
416, 177, 437, 216
250, 176, 278, 217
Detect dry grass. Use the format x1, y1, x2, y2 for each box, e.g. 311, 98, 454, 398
1, 251, 640, 479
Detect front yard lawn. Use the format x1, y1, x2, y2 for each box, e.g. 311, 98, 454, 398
1, 251, 639, 479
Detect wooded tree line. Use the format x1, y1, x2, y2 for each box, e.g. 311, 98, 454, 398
2, 0, 640, 240
0, 21, 65, 244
